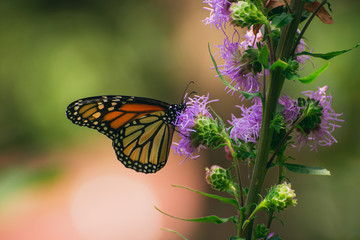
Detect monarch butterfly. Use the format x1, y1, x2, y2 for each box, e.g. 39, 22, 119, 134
66, 95, 186, 173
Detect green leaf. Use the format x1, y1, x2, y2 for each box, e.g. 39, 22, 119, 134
259, 46, 270, 68
270, 59, 288, 71
161, 228, 189, 240
296, 62, 330, 84
283, 163, 331, 175
271, 12, 294, 28
208, 43, 262, 101
209, 106, 226, 129
238, 90, 262, 101
296, 43, 360, 60
270, 113, 285, 133
230, 237, 244, 240
155, 206, 237, 224
172, 185, 239, 209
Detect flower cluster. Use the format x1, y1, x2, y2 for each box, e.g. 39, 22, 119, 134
172, 94, 219, 158
204, 0, 266, 96
296, 86, 343, 151
218, 29, 264, 96
166, 1, 347, 239
229, 97, 262, 143
203, 0, 231, 29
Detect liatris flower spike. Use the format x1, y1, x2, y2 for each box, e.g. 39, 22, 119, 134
159, 2, 358, 240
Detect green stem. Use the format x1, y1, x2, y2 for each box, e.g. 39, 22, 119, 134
278, 160, 284, 183
240, 1, 304, 239
265, 24, 276, 64
235, 161, 244, 206
242, 200, 267, 233
283, 0, 293, 14
291, 0, 328, 55
224, 137, 244, 237
267, 113, 306, 168
267, 211, 274, 229
241, 66, 285, 239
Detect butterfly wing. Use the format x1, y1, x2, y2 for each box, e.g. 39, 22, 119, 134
113, 110, 175, 173
66, 95, 180, 173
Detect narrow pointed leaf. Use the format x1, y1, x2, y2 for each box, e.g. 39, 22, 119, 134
155, 206, 236, 224
283, 163, 331, 175
209, 106, 226, 129
230, 236, 244, 240
172, 185, 239, 208
270, 59, 288, 71
259, 46, 270, 68
296, 43, 360, 60
297, 62, 330, 84
271, 12, 293, 28
208, 44, 262, 101
161, 228, 189, 240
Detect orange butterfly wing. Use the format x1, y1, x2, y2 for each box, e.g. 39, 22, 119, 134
66, 95, 184, 173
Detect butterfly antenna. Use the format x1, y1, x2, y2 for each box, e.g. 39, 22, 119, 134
187, 91, 197, 99
181, 81, 195, 102
174, 129, 188, 138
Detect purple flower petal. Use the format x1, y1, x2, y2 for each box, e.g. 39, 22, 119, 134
296, 86, 343, 150
216, 28, 264, 96
229, 97, 262, 143
173, 94, 218, 158
203, 0, 231, 29
279, 94, 300, 126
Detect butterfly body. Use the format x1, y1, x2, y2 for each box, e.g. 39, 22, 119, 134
66, 95, 185, 173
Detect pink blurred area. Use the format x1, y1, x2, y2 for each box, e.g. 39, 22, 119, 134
0, 139, 207, 240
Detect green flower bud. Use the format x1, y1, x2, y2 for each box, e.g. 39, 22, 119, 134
191, 116, 225, 149
205, 165, 236, 193
230, 1, 268, 28
264, 182, 297, 212
253, 224, 269, 240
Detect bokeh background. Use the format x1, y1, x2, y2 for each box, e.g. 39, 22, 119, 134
0, 0, 359, 239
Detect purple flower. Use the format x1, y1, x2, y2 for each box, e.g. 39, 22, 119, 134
203, 0, 231, 29
296, 86, 343, 150
266, 232, 275, 240
217, 32, 263, 95
173, 94, 218, 158
279, 94, 300, 126
229, 97, 262, 143
295, 31, 313, 67
240, 26, 263, 50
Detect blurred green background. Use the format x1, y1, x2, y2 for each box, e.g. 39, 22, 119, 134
0, 0, 359, 239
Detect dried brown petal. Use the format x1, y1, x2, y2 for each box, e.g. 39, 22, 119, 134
265, 0, 333, 24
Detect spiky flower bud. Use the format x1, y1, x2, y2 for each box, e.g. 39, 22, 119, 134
230, 1, 268, 28
205, 165, 236, 193
191, 116, 225, 149
264, 182, 297, 212
253, 224, 269, 240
